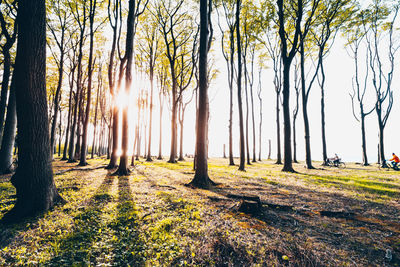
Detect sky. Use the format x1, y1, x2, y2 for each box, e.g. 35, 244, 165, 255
147, 31, 400, 164
79, 1, 400, 164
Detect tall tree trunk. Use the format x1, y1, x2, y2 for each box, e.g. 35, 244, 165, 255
62, 67, 75, 160
377, 107, 385, 165
178, 116, 184, 161
228, 29, 235, 166
300, 42, 313, 169
275, 92, 282, 164
58, 107, 62, 157
268, 139, 271, 159
68, 22, 85, 162
236, 0, 245, 171
292, 114, 298, 163
258, 73, 262, 161
360, 113, 369, 166
168, 76, 178, 163
244, 63, 251, 165
281, 63, 294, 172
4, 0, 64, 222
190, 0, 214, 188
106, 0, 120, 169
75, 88, 84, 159
91, 74, 101, 159
146, 70, 154, 161
0, 75, 17, 174
158, 91, 163, 159
223, 144, 226, 158
0, 50, 12, 142
250, 74, 256, 163
320, 61, 328, 165
79, 0, 96, 166
50, 35, 65, 161
178, 102, 185, 161
116, 0, 136, 175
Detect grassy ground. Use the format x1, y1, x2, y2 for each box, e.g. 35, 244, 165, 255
0, 157, 399, 266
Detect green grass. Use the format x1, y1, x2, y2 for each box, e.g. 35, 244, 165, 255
0, 157, 399, 266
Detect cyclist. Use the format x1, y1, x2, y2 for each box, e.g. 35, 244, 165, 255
389, 153, 400, 168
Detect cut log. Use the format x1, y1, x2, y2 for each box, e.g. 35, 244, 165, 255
238, 200, 262, 215
319, 210, 355, 219
226, 193, 261, 204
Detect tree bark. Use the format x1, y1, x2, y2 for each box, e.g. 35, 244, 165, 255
360, 113, 369, 166
190, 0, 215, 188
281, 63, 294, 172
300, 42, 313, 169
0, 50, 11, 143
115, 0, 136, 175
244, 62, 251, 165
236, 0, 245, 171
275, 90, 282, 164
79, 0, 97, 166
0, 74, 17, 174
62, 65, 75, 160
49, 31, 65, 161
158, 89, 163, 159
146, 70, 154, 161
4, 0, 64, 222
168, 77, 178, 163
228, 27, 235, 166
320, 61, 328, 165
68, 13, 86, 162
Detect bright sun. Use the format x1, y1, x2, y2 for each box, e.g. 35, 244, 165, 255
113, 76, 151, 158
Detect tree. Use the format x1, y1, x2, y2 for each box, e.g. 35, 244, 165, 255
236, 0, 245, 171
156, 0, 195, 163
257, 67, 262, 161
216, 0, 236, 166
91, 65, 103, 159
0, 0, 17, 143
189, 0, 215, 188
255, 1, 282, 164
3, 0, 64, 222
297, 0, 320, 170
347, 9, 374, 166
277, 0, 303, 172
79, 0, 98, 166
62, 41, 78, 160
157, 65, 168, 160
136, 8, 161, 162
176, 29, 198, 161
68, 0, 87, 162
364, 1, 399, 166
0, 74, 16, 174
292, 58, 300, 163
312, 0, 354, 165
115, 0, 148, 175
105, 0, 121, 169
47, 0, 72, 160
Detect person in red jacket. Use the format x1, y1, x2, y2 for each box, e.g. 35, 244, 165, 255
389, 153, 400, 168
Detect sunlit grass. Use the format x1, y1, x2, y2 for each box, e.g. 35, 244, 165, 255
0, 157, 398, 265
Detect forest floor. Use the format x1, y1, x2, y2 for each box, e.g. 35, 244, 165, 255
0, 157, 399, 266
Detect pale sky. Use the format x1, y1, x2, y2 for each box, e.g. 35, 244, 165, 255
79, 1, 400, 164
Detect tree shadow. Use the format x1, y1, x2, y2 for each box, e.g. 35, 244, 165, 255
109, 175, 145, 265
45, 174, 114, 266
207, 179, 400, 265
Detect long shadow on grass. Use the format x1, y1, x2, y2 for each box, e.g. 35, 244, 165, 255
109, 175, 145, 266
0, 182, 42, 257
210, 182, 400, 265
45, 174, 114, 265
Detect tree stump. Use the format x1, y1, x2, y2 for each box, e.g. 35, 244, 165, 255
238, 199, 262, 215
